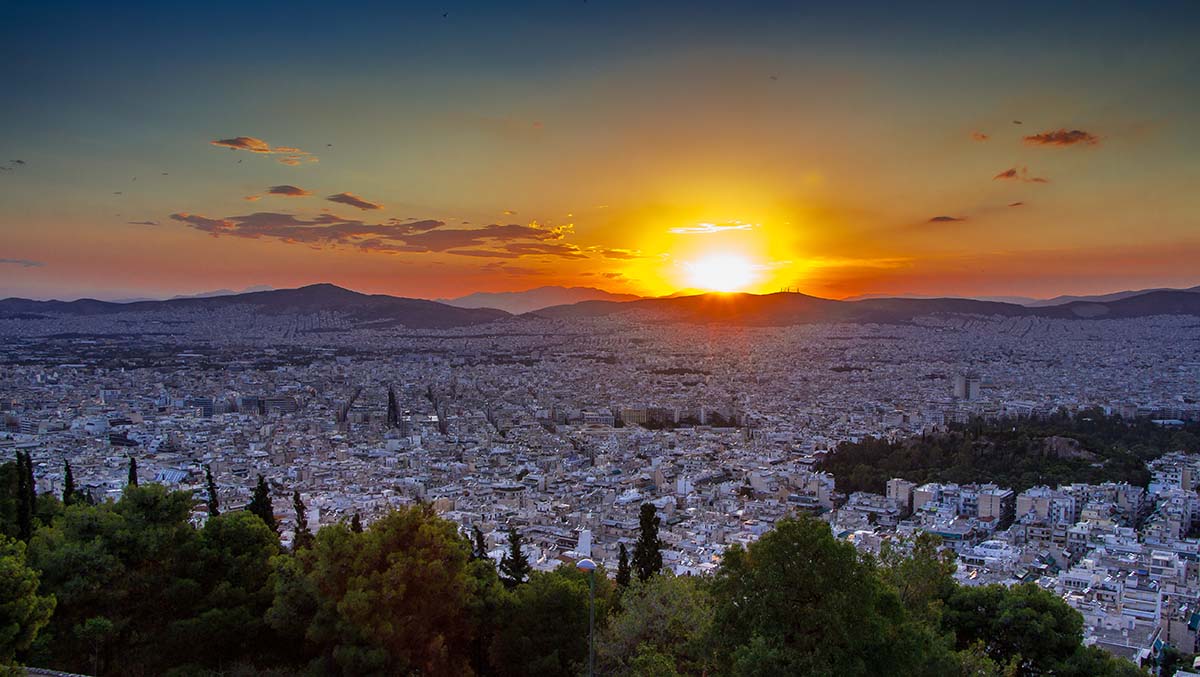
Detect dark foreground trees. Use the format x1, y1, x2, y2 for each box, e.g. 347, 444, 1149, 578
0, 468, 1150, 676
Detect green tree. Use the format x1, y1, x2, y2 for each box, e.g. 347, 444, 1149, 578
942, 583, 1145, 676
616, 543, 632, 588
291, 490, 313, 551
598, 574, 714, 676
26, 484, 199, 674
126, 457, 138, 488
490, 564, 614, 677
14, 453, 33, 542
633, 503, 663, 582
471, 525, 489, 562
710, 515, 953, 676
247, 474, 276, 533
349, 512, 363, 533
879, 531, 957, 625
266, 505, 480, 676
205, 465, 220, 517
0, 461, 20, 539
62, 460, 76, 506
0, 536, 55, 667
499, 527, 530, 588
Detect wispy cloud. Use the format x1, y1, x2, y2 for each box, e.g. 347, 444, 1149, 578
669, 221, 755, 234
267, 185, 313, 197
1023, 128, 1099, 146
971, 131, 990, 142
993, 167, 1049, 183
326, 192, 383, 210
127, 220, 160, 225
210, 136, 318, 165
168, 209, 579, 259
928, 215, 966, 223
0, 258, 44, 268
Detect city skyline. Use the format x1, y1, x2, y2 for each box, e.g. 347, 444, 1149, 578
3, 1, 1199, 301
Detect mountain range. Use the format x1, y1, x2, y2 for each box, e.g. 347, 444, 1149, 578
441, 286, 640, 314
2, 283, 1198, 329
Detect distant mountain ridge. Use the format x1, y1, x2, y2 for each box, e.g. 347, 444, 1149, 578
441, 285, 641, 314
3, 283, 1199, 330
528, 289, 1200, 325
0, 283, 509, 329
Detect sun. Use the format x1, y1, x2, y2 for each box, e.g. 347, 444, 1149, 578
684, 254, 757, 292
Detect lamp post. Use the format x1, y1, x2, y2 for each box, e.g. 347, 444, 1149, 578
576, 557, 597, 677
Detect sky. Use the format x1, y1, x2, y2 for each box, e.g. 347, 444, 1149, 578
1, 0, 1198, 301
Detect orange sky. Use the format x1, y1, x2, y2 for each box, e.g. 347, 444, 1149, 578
2, 2, 1198, 301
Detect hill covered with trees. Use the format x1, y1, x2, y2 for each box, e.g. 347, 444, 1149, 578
1, 457, 1150, 676
820, 410, 1200, 495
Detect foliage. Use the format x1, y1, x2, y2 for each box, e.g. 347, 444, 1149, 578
818, 411, 1196, 494
291, 490, 313, 551
597, 574, 714, 676
247, 474, 276, 533
266, 504, 479, 676
204, 465, 220, 517
616, 542, 631, 588
710, 515, 959, 676
490, 564, 614, 677
0, 536, 55, 666
633, 503, 663, 582
499, 527, 531, 588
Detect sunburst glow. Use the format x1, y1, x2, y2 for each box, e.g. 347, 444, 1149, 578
684, 254, 757, 292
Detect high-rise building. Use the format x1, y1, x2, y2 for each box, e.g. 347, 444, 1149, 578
953, 372, 982, 401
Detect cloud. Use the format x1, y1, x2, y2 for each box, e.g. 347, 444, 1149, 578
589, 247, 645, 259
267, 185, 313, 197
1008, 202, 1025, 207
168, 209, 582, 258
971, 132, 989, 142
0, 258, 45, 267
993, 166, 1050, 183
928, 215, 965, 223
127, 220, 160, 225
1023, 128, 1099, 146
244, 195, 261, 201
326, 192, 383, 210
669, 221, 755, 234
210, 136, 318, 165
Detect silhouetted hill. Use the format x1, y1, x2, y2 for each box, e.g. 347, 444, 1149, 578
0, 284, 509, 329
529, 289, 1200, 325
1028, 284, 1200, 307
442, 285, 640, 314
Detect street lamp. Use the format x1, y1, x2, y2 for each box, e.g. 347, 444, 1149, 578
576, 557, 597, 677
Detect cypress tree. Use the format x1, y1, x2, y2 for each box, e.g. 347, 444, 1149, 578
205, 465, 220, 516
350, 511, 363, 533
292, 490, 313, 550
127, 456, 138, 487
499, 527, 531, 588
633, 502, 663, 582
617, 542, 632, 588
247, 474, 277, 533
63, 460, 76, 505
15, 452, 33, 541
471, 525, 489, 562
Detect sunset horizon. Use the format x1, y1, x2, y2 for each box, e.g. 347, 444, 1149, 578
4, 2, 1199, 304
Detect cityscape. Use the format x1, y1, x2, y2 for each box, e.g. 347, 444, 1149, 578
3, 1, 1200, 676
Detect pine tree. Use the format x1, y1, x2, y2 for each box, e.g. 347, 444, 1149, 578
205, 465, 220, 517
499, 527, 531, 588
633, 502, 663, 582
350, 511, 363, 533
247, 474, 277, 533
471, 525, 489, 562
127, 456, 138, 487
617, 542, 632, 588
63, 460, 76, 505
15, 452, 33, 541
292, 490, 313, 550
